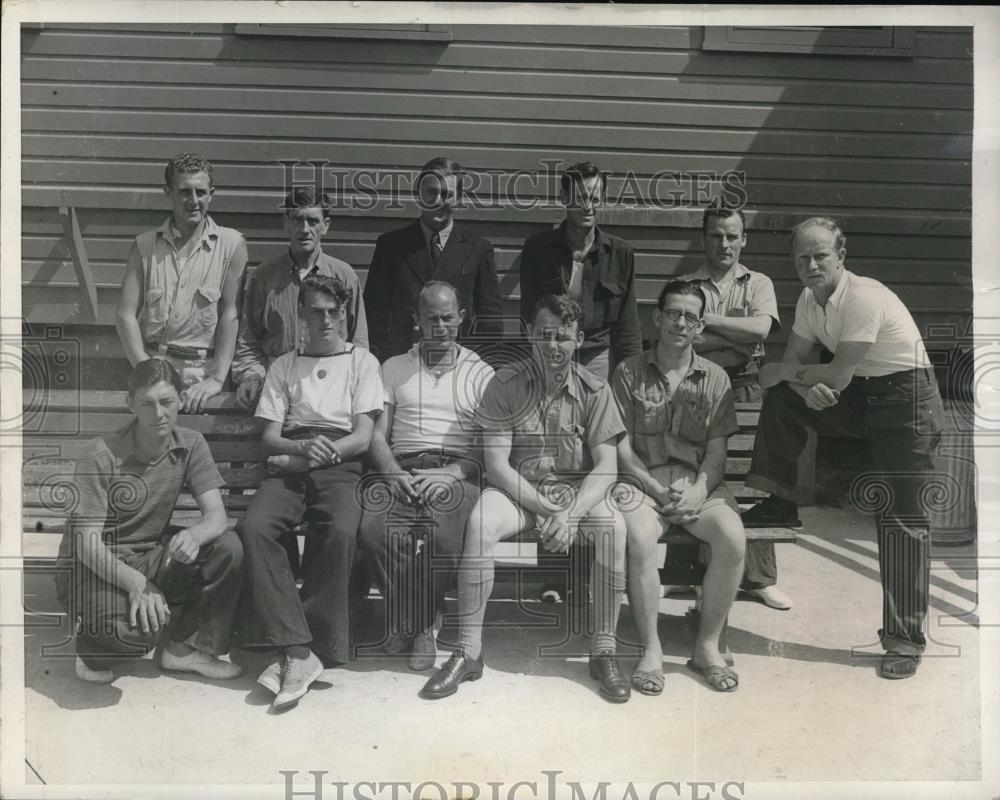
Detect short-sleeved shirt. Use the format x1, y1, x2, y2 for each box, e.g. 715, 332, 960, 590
610, 348, 739, 473
232, 248, 368, 386
58, 424, 224, 556
791, 270, 931, 377
475, 358, 625, 486
135, 215, 245, 350
256, 345, 383, 433
382, 344, 494, 455
677, 262, 780, 370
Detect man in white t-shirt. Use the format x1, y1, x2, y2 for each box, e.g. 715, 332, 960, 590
235, 274, 383, 710
359, 281, 494, 671
745, 217, 944, 680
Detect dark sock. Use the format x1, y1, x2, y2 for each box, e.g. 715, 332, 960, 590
286, 645, 311, 660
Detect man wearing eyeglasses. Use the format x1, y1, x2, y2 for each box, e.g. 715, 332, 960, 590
676, 205, 792, 611
611, 280, 746, 693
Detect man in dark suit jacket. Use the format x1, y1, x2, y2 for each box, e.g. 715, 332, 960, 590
363, 157, 504, 362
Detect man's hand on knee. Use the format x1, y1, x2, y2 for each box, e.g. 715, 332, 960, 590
128, 581, 170, 635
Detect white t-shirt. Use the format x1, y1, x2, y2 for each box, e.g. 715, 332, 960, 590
381, 344, 494, 454
256, 345, 383, 432
791, 270, 931, 377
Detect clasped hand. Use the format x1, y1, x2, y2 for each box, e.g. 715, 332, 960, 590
655, 480, 705, 524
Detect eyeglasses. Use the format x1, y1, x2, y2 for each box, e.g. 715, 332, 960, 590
660, 309, 703, 326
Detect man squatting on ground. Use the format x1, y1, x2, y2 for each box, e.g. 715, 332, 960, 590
420, 295, 631, 703
677, 205, 792, 611
611, 280, 745, 695
232, 186, 368, 413
57, 358, 244, 685
359, 281, 495, 671
745, 216, 944, 680
116, 153, 248, 413
235, 275, 383, 710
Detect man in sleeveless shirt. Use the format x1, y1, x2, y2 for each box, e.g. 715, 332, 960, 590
116, 153, 248, 413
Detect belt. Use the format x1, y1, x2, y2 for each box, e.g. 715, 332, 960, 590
724, 363, 758, 388
144, 341, 215, 360
396, 449, 471, 470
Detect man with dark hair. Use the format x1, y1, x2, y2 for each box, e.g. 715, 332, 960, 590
233, 185, 368, 411
518, 160, 642, 382
675, 203, 793, 611
359, 280, 494, 670
746, 217, 944, 680
363, 156, 503, 363
420, 294, 630, 703
611, 279, 746, 693
117, 152, 248, 413
236, 274, 383, 710
55, 358, 244, 685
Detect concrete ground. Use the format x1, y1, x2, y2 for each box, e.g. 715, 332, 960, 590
20, 505, 982, 790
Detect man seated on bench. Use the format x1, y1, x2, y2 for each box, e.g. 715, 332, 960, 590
420, 295, 630, 703
116, 153, 248, 413
55, 358, 244, 685
235, 274, 382, 711
359, 281, 494, 671
611, 279, 746, 693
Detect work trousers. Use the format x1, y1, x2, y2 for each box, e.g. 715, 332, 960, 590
236, 461, 364, 663
747, 369, 943, 654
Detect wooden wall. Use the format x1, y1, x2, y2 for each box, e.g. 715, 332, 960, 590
20, 23, 973, 373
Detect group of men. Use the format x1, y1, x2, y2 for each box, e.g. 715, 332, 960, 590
56, 151, 943, 712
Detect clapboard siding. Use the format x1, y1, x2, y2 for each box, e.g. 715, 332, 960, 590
21, 23, 972, 375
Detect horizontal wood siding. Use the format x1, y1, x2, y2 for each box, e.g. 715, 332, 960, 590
21, 23, 972, 362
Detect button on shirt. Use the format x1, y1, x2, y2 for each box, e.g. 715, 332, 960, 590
135, 215, 245, 349
59, 424, 224, 555
233, 248, 369, 386
791, 270, 931, 377
610, 349, 739, 473
475, 359, 625, 485
677, 262, 780, 371
382, 344, 494, 455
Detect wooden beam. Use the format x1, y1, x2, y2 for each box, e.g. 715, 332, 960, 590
59, 206, 99, 323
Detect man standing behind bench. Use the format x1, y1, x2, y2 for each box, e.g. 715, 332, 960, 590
56, 358, 244, 685
233, 186, 368, 412
236, 274, 382, 710
117, 153, 248, 413
747, 217, 943, 679
677, 205, 792, 611
612, 280, 746, 693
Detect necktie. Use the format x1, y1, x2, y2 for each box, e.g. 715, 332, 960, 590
430, 232, 442, 268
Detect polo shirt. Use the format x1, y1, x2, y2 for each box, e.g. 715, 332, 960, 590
135, 215, 245, 350
232, 248, 369, 385
791, 270, 931, 377
475, 358, 625, 485
677, 262, 781, 370
256, 345, 383, 433
610, 348, 738, 473
381, 344, 494, 455
60, 423, 224, 554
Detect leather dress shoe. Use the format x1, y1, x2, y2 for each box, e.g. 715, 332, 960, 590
420, 650, 484, 699
588, 650, 631, 703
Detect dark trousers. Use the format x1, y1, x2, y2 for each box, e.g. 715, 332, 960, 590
747, 369, 943, 654
729, 373, 777, 590
359, 452, 479, 635
56, 527, 244, 668
236, 461, 363, 663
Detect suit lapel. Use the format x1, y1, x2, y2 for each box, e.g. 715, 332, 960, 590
401, 220, 434, 283
432, 223, 473, 282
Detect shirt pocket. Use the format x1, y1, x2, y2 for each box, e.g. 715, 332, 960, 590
677, 396, 710, 442
556, 423, 586, 472
596, 277, 625, 323
630, 392, 667, 437
143, 287, 167, 325
194, 286, 222, 328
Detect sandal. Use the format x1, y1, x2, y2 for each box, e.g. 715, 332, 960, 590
686, 659, 739, 692
631, 669, 665, 696
880, 652, 920, 680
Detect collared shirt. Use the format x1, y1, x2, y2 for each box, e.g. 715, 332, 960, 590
677, 261, 781, 371
232, 248, 369, 385
610, 348, 738, 473
420, 218, 454, 250
382, 344, 494, 455
256, 345, 383, 433
791, 269, 931, 377
475, 358, 625, 485
135, 215, 245, 349
60, 423, 223, 553
518, 221, 642, 369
